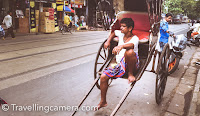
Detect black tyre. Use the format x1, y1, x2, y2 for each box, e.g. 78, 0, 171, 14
69, 28, 72, 34
61, 26, 67, 35
155, 43, 170, 105
94, 40, 114, 89
168, 57, 180, 74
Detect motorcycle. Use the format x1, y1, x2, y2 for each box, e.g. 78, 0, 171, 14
187, 25, 200, 47
168, 32, 189, 74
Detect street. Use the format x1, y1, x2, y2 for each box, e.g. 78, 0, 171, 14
0, 24, 197, 116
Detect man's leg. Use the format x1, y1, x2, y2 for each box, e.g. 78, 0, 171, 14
10, 27, 15, 39
5, 28, 10, 38
97, 73, 109, 110
124, 49, 137, 83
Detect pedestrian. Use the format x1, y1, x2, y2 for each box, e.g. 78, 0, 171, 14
0, 25, 5, 40
158, 13, 173, 51
74, 15, 79, 28
3, 11, 15, 39
96, 18, 139, 110
192, 20, 195, 26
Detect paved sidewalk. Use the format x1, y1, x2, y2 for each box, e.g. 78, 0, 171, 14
165, 48, 200, 116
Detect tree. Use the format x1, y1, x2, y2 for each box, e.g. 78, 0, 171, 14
164, 0, 199, 19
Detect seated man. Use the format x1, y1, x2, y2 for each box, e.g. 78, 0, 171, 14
191, 21, 200, 41
97, 18, 139, 110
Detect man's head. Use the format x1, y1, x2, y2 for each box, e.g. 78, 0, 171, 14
120, 18, 134, 34
165, 13, 172, 22
7, 11, 12, 16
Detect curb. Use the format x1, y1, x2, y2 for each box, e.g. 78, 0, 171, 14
188, 49, 200, 116
164, 48, 200, 116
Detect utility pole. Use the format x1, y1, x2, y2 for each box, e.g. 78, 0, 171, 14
74, 0, 76, 16
63, 0, 66, 20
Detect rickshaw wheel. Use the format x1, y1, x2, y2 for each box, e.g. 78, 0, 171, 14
155, 43, 170, 105
94, 40, 114, 89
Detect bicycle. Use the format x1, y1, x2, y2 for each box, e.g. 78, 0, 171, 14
60, 22, 72, 35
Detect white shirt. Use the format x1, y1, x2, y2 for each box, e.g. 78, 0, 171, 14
3, 15, 12, 28
193, 23, 200, 33
114, 30, 139, 63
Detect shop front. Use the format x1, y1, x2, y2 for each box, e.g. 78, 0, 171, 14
12, 0, 59, 33
69, 0, 87, 29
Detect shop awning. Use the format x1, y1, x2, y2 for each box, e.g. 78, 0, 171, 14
57, 5, 74, 13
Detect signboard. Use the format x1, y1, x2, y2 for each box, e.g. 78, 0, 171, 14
35, 0, 48, 2
49, 0, 56, 3
56, 0, 69, 5
52, 3, 59, 31
70, 0, 84, 5
35, 0, 56, 3
30, 1, 36, 32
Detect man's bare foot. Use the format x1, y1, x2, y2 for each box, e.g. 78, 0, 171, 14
95, 102, 107, 111
128, 75, 136, 84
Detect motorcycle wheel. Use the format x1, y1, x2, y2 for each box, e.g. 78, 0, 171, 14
168, 57, 180, 74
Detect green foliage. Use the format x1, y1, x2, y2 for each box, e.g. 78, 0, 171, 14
164, 0, 199, 19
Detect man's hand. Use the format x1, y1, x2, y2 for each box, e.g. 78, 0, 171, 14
112, 45, 123, 55
104, 41, 110, 49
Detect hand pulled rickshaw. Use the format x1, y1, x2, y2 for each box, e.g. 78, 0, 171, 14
72, 0, 170, 115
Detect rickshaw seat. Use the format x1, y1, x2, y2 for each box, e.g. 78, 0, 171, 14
111, 11, 150, 43
113, 30, 149, 43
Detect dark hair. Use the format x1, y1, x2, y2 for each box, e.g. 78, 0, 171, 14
166, 13, 173, 17
7, 11, 11, 14
120, 18, 134, 29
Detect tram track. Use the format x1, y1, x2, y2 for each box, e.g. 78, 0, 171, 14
0, 31, 108, 89
0, 36, 106, 53
0, 40, 103, 62
0, 32, 108, 46
0, 52, 97, 82
0, 41, 101, 81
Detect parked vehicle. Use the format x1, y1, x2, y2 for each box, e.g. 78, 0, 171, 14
187, 24, 200, 47
182, 16, 189, 23
168, 33, 189, 74
173, 15, 182, 24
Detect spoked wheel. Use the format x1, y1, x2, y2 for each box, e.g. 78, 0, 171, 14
155, 43, 170, 104
69, 29, 72, 34
61, 26, 67, 35
68, 27, 72, 34
94, 40, 116, 89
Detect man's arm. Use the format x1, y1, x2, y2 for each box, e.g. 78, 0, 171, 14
112, 43, 134, 55
104, 31, 116, 49
2, 17, 5, 24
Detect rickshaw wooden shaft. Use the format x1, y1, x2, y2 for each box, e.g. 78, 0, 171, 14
110, 44, 156, 116
71, 76, 100, 116
71, 56, 114, 116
